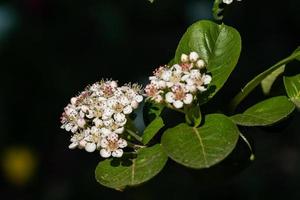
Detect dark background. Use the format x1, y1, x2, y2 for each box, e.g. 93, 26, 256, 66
0, 0, 300, 199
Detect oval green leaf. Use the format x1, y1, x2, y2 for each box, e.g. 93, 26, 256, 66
231, 96, 295, 126
284, 74, 300, 108
161, 114, 239, 169
174, 20, 241, 102
95, 144, 168, 190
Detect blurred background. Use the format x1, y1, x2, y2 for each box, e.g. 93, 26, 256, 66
0, 0, 300, 199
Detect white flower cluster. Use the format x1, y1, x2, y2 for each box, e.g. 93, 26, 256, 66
60, 80, 143, 158
145, 52, 212, 109
223, 0, 242, 5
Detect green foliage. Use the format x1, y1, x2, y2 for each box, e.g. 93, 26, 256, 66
261, 65, 285, 95
230, 47, 300, 111
91, 3, 300, 189
161, 114, 239, 169
184, 104, 202, 127
143, 100, 164, 125
142, 117, 164, 145
174, 20, 241, 103
231, 96, 295, 126
95, 145, 167, 190
212, 0, 224, 20
284, 74, 300, 108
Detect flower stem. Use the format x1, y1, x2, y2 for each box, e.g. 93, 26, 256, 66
127, 141, 146, 150
126, 129, 143, 143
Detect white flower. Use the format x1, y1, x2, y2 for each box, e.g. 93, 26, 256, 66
85, 111, 94, 119
71, 97, 77, 105
61, 79, 143, 158
173, 100, 183, 109
109, 80, 118, 88
100, 133, 127, 158
223, 0, 233, 4
103, 118, 113, 127
131, 100, 139, 109
91, 126, 100, 135
85, 143, 96, 153
119, 96, 130, 106
144, 52, 212, 110
79, 140, 87, 149
185, 84, 197, 93
183, 93, 193, 104
189, 52, 199, 62
135, 95, 143, 103
68, 142, 78, 149
123, 105, 133, 114
165, 92, 175, 103
102, 108, 114, 120
198, 86, 207, 92
114, 127, 124, 134
203, 74, 212, 85
223, 0, 241, 4
100, 127, 112, 137
113, 113, 126, 123
161, 70, 172, 81
93, 118, 103, 127
190, 69, 201, 79
77, 118, 86, 128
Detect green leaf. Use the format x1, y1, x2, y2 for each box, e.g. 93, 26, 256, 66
142, 117, 164, 145
143, 100, 164, 125
231, 96, 295, 126
184, 104, 202, 127
161, 114, 239, 169
212, 0, 224, 20
95, 144, 168, 190
175, 20, 241, 103
261, 65, 285, 95
230, 47, 300, 111
284, 74, 300, 108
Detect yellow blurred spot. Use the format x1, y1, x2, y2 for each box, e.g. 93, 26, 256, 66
1, 146, 37, 186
